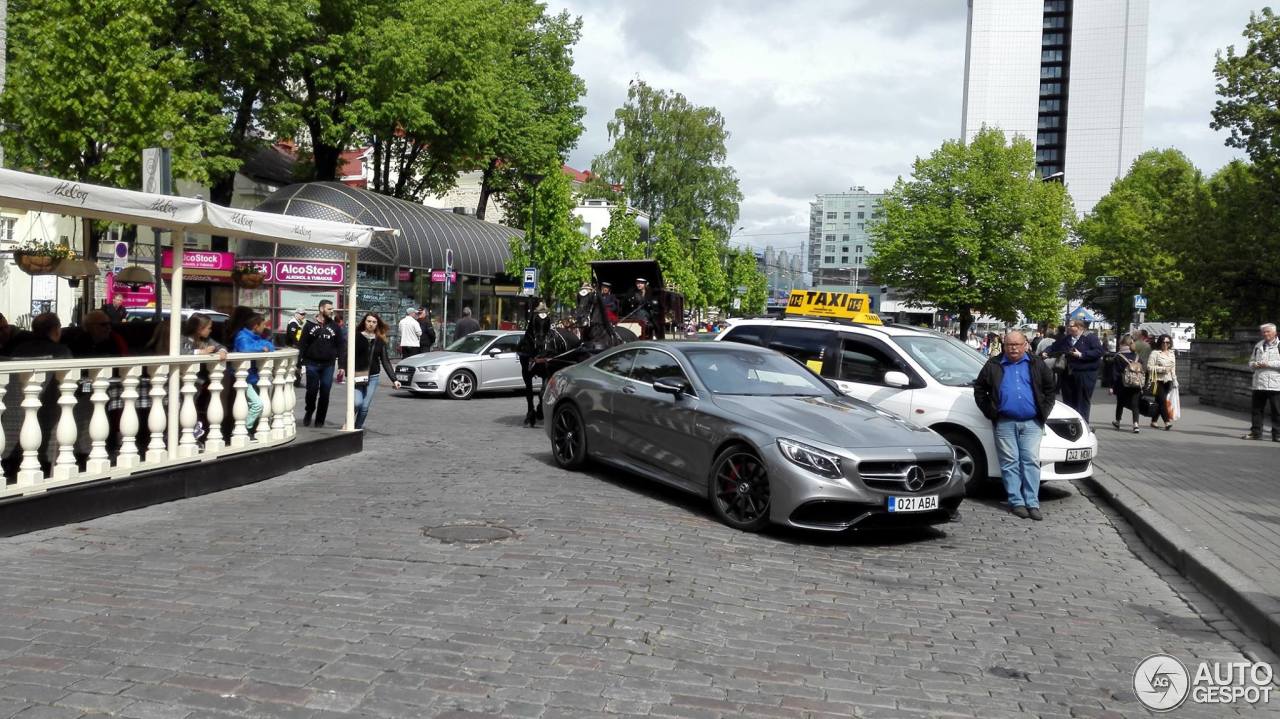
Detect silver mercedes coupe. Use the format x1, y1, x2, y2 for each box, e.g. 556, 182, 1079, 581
543, 341, 965, 533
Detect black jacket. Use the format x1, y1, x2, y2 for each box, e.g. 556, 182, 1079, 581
973, 354, 1057, 426
298, 318, 346, 366
1047, 332, 1104, 372
418, 317, 436, 349
354, 333, 396, 379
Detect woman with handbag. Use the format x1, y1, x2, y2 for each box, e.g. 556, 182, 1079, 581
1147, 334, 1177, 430
353, 312, 401, 430
1108, 336, 1144, 433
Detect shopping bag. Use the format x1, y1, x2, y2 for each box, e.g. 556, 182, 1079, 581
1166, 385, 1181, 421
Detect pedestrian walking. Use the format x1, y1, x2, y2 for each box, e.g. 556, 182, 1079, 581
418, 308, 436, 351
1243, 322, 1280, 442
232, 313, 275, 436
1147, 334, 1177, 430
454, 307, 481, 339
1107, 336, 1144, 433
397, 307, 422, 358
353, 313, 402, 430
298, 300, 346, 428
973, 330, 1056, 521
1133, 329, 1153, 366
1047, 319, 1104, 422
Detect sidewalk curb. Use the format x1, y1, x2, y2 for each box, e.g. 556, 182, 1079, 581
1080, 469, 1280, 654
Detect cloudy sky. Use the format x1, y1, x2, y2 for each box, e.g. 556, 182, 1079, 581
550, 0, 1260, 255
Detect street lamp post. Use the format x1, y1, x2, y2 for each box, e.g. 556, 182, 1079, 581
522, 172, 545, 303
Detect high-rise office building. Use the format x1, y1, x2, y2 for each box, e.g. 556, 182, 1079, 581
961, 0, 1148, 214
806, 188, 883, 290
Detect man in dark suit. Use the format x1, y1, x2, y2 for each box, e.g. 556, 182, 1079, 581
1047, 319, 1104, 422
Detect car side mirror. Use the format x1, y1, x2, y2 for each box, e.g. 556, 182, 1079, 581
653, 376, 691, 397
883, 371, 910, 388
487, 347, 504, 356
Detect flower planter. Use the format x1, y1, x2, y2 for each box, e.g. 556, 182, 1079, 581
235, 273, 265, 289
12, 252, 61, 275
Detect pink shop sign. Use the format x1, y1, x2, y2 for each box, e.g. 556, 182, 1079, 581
161, 249, 235, 272
273, 260, 345, 285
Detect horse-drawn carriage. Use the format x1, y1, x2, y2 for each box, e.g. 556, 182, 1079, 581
516, 259, 684, 426
589, 259, 685, 341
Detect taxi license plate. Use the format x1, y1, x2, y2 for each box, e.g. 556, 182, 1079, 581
888, 495, 938, 513
1066, 448, 1092, 461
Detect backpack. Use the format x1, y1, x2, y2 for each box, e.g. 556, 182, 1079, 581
1122, 358, 1145, 388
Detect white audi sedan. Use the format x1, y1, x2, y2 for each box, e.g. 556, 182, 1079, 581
394, 330, 528, 399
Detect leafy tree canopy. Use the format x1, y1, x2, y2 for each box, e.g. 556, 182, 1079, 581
651, 222, 701, 309
866, 126, 1079, 339
1212, 8, 1280, 176
727, 248, 768, 315
593, 202, 645, 261
0, 0, 238, 187
590, 80, 742, 240
503, 162, 589, 308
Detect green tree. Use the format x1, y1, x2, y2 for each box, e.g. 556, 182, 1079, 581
1076, 149, 1203, 324
867, 127, 1078, 340
727, 248, 768, 315
590, 79, 742, 239
651, 222, 701, 310
503, 164, 589, 308
691, 230, 728, 314
1212, 8, 1280, 175
0, 0, 237, 187
474, 7, 586, 219
1180, 161, 1280, 332
594, 202, 644, 260
165, 0, 304, 206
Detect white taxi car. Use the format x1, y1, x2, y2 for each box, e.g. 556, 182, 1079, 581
717, 317, 1098, 493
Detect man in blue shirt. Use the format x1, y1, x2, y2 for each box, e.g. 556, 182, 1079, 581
974, 331, 1057, 520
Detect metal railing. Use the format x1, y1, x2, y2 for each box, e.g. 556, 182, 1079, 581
0, 348, 299, 498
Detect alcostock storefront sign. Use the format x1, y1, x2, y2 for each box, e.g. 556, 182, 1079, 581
238, 259, 346, 286
161, 249, 235, 282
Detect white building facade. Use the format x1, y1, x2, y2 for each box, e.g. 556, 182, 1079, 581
961, 0, 1148, 214
806, 188, 883, 291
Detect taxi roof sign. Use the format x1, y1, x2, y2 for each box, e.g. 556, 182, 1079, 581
785, 289, 883, 325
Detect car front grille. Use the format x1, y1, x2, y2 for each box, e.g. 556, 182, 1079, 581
1047, 418, 1084, 442
1053, 460, 1090, 474
856, 459, 953, 492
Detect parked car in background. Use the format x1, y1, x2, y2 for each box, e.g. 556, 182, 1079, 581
717, 316, 1098, 493
395, 330, 528, 399
544, 340, 964, 533
123, 308, 229, 326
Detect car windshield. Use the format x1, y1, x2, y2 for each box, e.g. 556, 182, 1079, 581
446, 333, 495, 354
892, 335, 986, 386
687, 349, 833, 396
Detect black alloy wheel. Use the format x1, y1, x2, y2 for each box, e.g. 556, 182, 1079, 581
551, 404, 588, 470
446, 370, 476, 400
709, 447, 772, 532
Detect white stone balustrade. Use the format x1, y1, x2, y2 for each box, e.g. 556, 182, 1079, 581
0, 349, 300, 498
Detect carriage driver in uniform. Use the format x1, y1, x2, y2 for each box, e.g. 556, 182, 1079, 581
599, 282, 619, 325
628, 277, 655, 339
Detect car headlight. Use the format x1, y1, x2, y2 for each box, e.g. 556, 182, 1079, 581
777, 438, 843, 479
421, 365, 438, 373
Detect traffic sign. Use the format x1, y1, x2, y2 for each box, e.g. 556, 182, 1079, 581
1134, 294, 1148, 310
1096, 275, 1118, 287
522, 267, 538, 297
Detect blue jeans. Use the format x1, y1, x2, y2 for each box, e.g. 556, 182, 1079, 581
354, 375, 380, 429
246, 384, 263, 432
994, 418, 1042, 508
304, 362, 335, 424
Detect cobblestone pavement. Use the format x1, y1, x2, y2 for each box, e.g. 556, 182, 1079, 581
0, 387, 1275, 718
